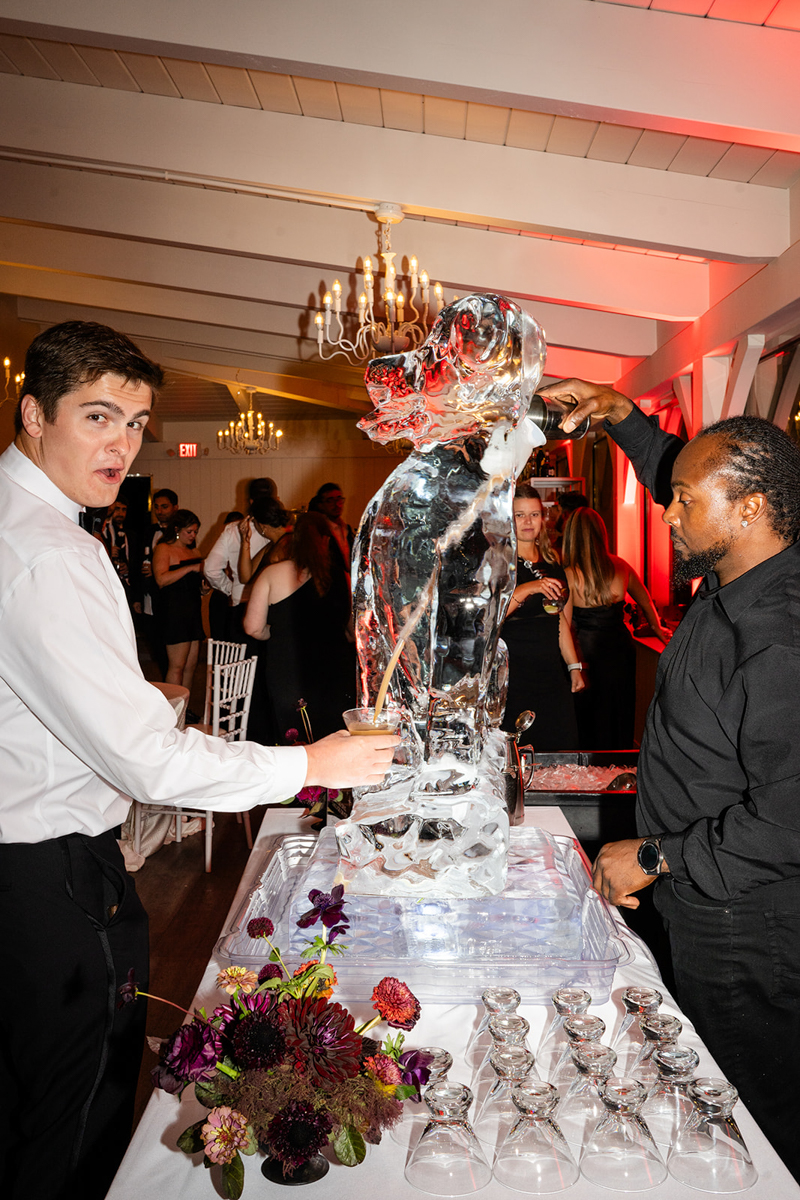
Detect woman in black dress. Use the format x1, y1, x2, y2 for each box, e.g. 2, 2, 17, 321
152, 509, 206, 689
501, 485, 585, 750
243, 512, 356, 745
562, 507, 669, 749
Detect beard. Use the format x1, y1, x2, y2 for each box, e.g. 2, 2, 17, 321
672, 535, 733, 586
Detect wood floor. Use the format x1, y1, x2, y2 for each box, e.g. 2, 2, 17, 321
130, 634, 267, 1130
131, 804, 267, 1129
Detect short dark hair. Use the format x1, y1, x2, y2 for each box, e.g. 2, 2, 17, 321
316, 482, 343, 498
695, 415, 800, 544
15, 320, 164, 434
163, 509, 200, 543
251, 494, 290, 529
248, 477, 277, 502
559, 491, 589, 514
153, 488, 178, 506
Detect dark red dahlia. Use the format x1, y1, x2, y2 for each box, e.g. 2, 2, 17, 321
258, 963, 283, 984
231, 1012, 288, 1070
371, 977, 421, 1030
285, 996, 362, 1083
247, 917, 275, 940
265, 1100, 334, 1171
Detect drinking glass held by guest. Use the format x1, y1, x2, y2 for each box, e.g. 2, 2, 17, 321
244, 511, 356, 745
500, 484, 585, 750
562, 508, 669, 750
152, 508, 207, 690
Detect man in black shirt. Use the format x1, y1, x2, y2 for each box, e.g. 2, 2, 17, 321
540, 377, 800, 1181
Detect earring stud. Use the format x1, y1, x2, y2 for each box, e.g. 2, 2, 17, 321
741, 519, 748, 527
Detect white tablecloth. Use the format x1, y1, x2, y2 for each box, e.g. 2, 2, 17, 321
107, 807, 799, 1200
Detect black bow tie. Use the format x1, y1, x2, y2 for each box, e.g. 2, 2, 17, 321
79, 509, 105, 536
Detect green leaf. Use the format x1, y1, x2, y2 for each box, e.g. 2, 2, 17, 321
195, 1078, 227, 1109
332, 1123, 366, 1167
269, 948, 281, 963
177, 1119, 206, 1155
240, 1124, 259, 1156
394, 1084, 418, 1101
221, 1152, 245, 1200
383, 1031, 405, 1060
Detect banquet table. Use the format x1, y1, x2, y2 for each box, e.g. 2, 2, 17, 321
107, 806, 800, 1200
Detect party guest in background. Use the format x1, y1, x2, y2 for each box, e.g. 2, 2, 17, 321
205, 478, 288, 641
208, 510, 243, 639
500, 484, 585, 750
563, 507, 670, 750
309, 481, 354, 567
244, 511, 356, 745
152, 508, 207, 691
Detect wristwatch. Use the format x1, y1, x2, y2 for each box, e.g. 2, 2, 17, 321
637, 836, 667, 877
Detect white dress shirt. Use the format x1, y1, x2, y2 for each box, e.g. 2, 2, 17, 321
0, 444, 307, 843
204, 519, 269, 605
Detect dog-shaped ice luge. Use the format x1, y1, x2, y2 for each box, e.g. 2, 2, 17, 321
353, 294, 546, 785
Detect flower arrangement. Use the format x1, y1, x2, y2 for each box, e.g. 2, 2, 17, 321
123, 885, 429, 1198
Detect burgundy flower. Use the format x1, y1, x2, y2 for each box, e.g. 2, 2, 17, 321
214, 989, 281, 1039
247, 917, 275, 940
285, 728, 300, 744
297, 885, 349, 932
285, 996, 362, 1083
265, 1100, 333, 1171
231, 1012, 288, 1070
117, 967, 139, 1009
399, 1048, 433, 1100
295, 785, 327, 805
371, 977, 421, 1030
258, 963, 283, 984
152, 1020, 222, 1094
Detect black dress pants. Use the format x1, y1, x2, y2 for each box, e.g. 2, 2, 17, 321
655, 875, 800, 1182
0, 830, 149, 1200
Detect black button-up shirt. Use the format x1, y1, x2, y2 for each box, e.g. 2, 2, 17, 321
608, 405, 800, 902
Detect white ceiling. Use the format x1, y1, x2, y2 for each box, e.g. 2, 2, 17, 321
1, 0, 800, 429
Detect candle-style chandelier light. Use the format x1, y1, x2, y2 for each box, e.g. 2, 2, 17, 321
315, 203, 449, 366
2, 356, 24, 409
217, 388, 283, 455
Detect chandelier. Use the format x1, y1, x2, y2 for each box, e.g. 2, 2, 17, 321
217, 388, 283, 455
2, 356, 24, 410
314, 202, 448, 366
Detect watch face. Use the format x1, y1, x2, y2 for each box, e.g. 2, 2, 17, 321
639, 841, 661, 872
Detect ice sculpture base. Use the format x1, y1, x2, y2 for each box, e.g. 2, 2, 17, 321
334, 731, 509, 899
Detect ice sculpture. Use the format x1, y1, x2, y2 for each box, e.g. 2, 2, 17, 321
354, 294, 547, 774
337, 294, 551, 897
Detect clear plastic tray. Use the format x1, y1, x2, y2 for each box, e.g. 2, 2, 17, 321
216, 826, 631, 1004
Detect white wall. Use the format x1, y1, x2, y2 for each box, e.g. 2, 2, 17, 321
132, 417, 402, 553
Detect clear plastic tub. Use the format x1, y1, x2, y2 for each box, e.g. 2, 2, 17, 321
216, 827, 631, 1004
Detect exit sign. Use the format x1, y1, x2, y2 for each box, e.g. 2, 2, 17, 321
178, 442, 198, 458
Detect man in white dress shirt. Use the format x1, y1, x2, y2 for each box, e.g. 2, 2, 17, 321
0, 321, 395, 1200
